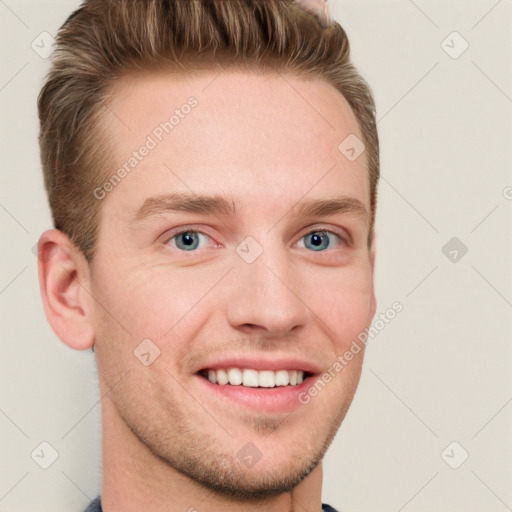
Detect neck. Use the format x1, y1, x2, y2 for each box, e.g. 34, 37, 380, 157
100, 396, 324, 512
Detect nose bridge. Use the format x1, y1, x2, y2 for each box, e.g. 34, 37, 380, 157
226, 234, 309, 336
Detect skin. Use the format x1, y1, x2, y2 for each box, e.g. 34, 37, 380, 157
38, 69, 377, 512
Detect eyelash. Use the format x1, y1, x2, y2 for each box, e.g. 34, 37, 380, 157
162, 225, 349, 252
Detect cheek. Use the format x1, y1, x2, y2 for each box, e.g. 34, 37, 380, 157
312, 264, 374, 349
91, 261, 224, 341
90, 250, 374, 352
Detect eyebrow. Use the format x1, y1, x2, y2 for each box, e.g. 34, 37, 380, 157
132, 192, 368, 224
292, 196, 368, 224
133, 193, 237, 223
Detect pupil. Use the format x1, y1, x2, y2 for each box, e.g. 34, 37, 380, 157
183, 233, 194, 246
312, 233, 322, 246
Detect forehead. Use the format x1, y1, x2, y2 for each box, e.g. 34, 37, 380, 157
98, 69, 369, 217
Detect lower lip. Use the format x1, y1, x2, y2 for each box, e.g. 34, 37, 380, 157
195, 374, 316, 414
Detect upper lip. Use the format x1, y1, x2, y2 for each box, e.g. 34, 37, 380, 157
195, 356, 322, 375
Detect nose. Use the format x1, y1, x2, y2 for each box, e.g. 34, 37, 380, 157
226, 242, 309, 338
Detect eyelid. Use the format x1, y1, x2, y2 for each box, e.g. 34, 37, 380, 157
160, 223, 352, 249
161, 225, 220, 247
297, 224, 352, 246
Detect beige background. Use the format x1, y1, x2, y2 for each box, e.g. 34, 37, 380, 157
1, 1, 511, 511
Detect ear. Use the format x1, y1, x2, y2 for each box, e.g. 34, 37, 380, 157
369, 232, 377, 319
37, 229, 95, 350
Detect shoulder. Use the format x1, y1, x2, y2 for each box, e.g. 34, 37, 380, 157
83, 495, 102, 512
84, 496, 335, 512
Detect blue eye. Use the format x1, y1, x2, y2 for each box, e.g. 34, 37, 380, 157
298, 230, 343, 251
168, 230, 210, 251
165, 228, 345, 253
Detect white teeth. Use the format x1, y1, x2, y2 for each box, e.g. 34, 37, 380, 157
204, 368, 306, 387
242, 369, 259, 387
227, 368, 243, 385
274, 370, 290, 386
216, 369, 228, 385
259, 370, 275, 388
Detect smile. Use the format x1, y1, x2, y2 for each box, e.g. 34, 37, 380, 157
199, 368, 312, 388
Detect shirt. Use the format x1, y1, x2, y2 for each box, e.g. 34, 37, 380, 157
84, 495, 339, 511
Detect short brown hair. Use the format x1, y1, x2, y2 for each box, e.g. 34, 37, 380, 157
38, 0, 379, 263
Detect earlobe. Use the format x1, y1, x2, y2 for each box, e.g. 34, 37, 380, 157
37, 229, 95, 351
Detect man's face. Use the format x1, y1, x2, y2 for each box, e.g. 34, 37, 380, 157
88, 69, 376, 497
